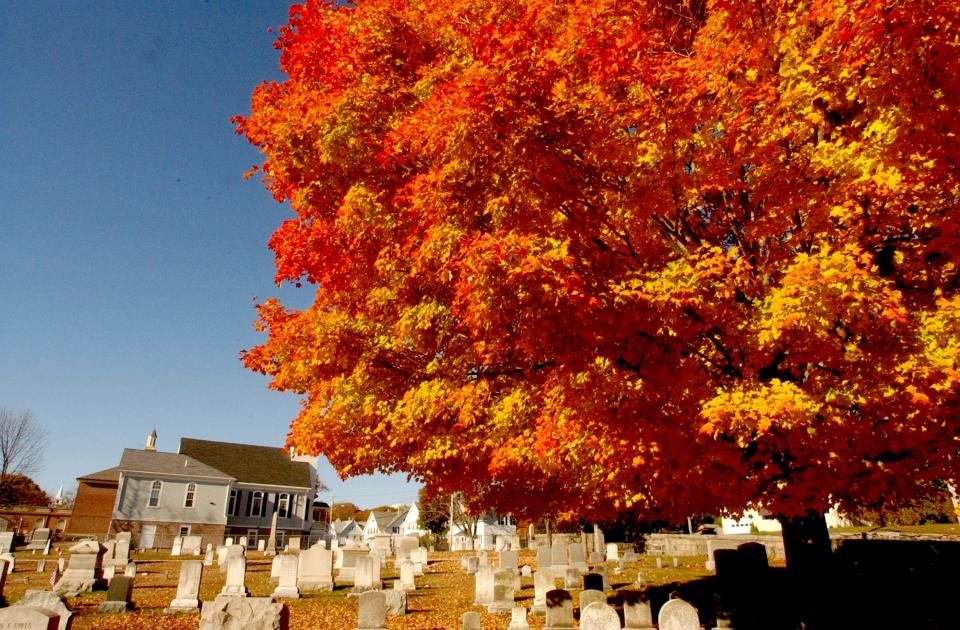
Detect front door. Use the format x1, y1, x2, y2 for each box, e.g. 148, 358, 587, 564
140, 524, 156, 549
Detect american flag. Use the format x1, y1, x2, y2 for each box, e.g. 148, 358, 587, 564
48, 563, 61, 587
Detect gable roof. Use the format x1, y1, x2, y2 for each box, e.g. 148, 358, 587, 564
178, 438, 312, 489
118, 449, 232, 480
77, 466, 121, 483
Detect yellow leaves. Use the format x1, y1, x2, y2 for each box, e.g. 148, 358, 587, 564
700, 379, 821, 445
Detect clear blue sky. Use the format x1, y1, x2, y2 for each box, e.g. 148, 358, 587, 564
0, 1, 419, 508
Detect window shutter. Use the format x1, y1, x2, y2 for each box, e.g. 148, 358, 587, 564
245, 491, 252, 517
272, 493, 278, 514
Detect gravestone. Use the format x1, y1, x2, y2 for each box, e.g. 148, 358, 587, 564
384, 588, 406, 616
510, 535, 521, 551
351, 555, 381, 595
272, 554, 300, 599
580, 601, 621, 630
563, 566, 580, 588
14, 590, 71, 630
550, 541, 569, 576
569, 543, 588, 573
0, 606, 59, 630
53, 540, 104, 596
182, 535, 203, 556
507, 606, 531, 630
462, 611, 481, 630
204, 545, 214, 566
544, 588, 575, 629
102, 565, 115, 581
658, 598, 700, 630
478, 550, 488, 566
537, 545, 551, 571
499, 549, 519, 572
266, 512, 278, 556
220, 555, 249, 597
0, 552, 15, 572
165, 561, 202, 613
258, 539, 267, 553
171, 536, 184, 557
583, 572, 603, 592
271, 554, 283, 583
474, 565, 495, 606
589, 551, 605, 565
114, 537, 131, 567
397, 536, 419, 559
705, 539, 739, 572
655, 557, 663, 569
0, 532, 13, 554
399, 560, 416, 591
219, 544, 245, 574
623, 550, 638, 563
521, 564, 532, 577
465, 556, 479, 574
97, 576, 133, 613
102, 540, 116, 564
532, 569, 552, 614
225, 537, 234, 546
339, 548, 367, 584
356, 590, 387, 630
579, 589, 606, 613
238, 536, 248, 548
297, 546, 334, 591
623, 591, 656, 630
198, 596, 288, 630
124, 562, 137, 578
37, 559, 46, 573
605, 543, 619, 562
27, 529, 51, 553
287, 537, 301, 553
488, 568, 516, 613
738, 542, 769, 572
594, 564, 611, 590
593, 526, 604, 556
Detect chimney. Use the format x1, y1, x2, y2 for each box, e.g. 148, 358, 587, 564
145, 429, 157, 451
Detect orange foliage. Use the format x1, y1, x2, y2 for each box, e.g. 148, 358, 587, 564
236, 0, 960, 522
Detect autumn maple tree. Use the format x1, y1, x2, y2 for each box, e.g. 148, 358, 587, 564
236, 0, 960, 565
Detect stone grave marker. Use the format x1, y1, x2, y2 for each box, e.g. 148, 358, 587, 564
532, 569, 552, 614
356, 590, 387, 630
623, 590, 656, 630
399, 560, 416, 591
97, 576, 133, 613
220, 555, 249, 597
550, 541, 569, 576
623, 550, 638, 563
258, 539, 266, 553
171, 536, 184, 557
474, 565, 495, 606
580, 601, 621, 630
478, 550, 488, 566
27, 528, 51, 553
563, 566, 579, 588
738, 542, 769, 571
297, 545, 334, 591
521, 564, 532, 577
488, 568, 516, 613
114, 537, 130, 567
102, 540, 117, 564
583, 572, 603, 592
37, 559, 46, 573
0, 552, 15, 572
238, 536, 247, 548
15, 590, 71, 630
569, 543, 588, 573
102, 565, 115, 581
0, 606, 60, 630
462, 611, 481, 630
339, 548, 367, 584
0, 559, 10, 600
289, 537, 301, 552
198, 596, 287, 630
0, 531, 13, 554
658, 598, 700, 630
536, 544, 551, 571
272, 554, 300, 599
544, 588, 575, 629
594, 564, 611, 590
219, 544, 244, 574
53, 540, 104, 596
124, 562, 137, 578
465, 556, 479, 574
605, 543, 619, 562
507, 606, 531, 630
579, 589, 605, 613
203, 545, 214, 566
182, 535, 203, 556
384, 588, 406, 616
499, 549, 519, 572
225, 537, 234, 546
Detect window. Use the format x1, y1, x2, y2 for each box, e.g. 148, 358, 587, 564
178, 525, 191, 536
148, 480, 162, 507
277, 493, 289, 519
34, 518, 45, 529
250, 491, 264, 517
228, 489, 238, 516
183, 483, 197, 508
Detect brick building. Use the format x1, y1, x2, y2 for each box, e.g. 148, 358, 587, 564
63, 466, 119, 539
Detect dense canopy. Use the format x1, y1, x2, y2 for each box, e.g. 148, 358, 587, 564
236, 0, 960, 523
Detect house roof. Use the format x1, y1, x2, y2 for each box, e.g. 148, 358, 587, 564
118, 449, 232, 480
76, 466, 121, 483
369, 510, 401, 530
178, 438, 312, 489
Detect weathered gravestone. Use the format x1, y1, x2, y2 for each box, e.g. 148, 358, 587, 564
124, 562, 137, 578
27, 529, 51, 553
398, 560, 416, 591
37, 559, 46, 573
171, 536, 184, 557
220, 555, 249, 597
351, 555, 381, 595
536, 545, 551, 571
97, 576, 133, 613
297, 545, 334, 591
521, 564, 532, 577
544, 588, 575, 629
53, 540, 104, 596
605, 543, 619, 562
102, 540, 117, 565
563, 566, 580, 589
258, 539, 267, 553
488, 568, 516, 613
0, 552, 15, 573
272, 554, 300, 599
102, 565, 115, 581
113, 537, 131, 567
199, 596, 288, 630
0, 532, 13, 554
384, 588, 406, 616
339, 548, 367, 584
218, 544, 244, 574
622, 590, 656, 630
356, 590, 387, 630
462, 611, 481, 630
474, 565, 495, 606
164, 560, 202, 613
14, 590, 71, 630
579, 589, 606, 613
580, 601, 621, 630
182, 535, 203, 556
507, 606, 531, 630
594, 564, 611, 590
465, 556, 479, 574
569, 543, 588, 573
0, 606, 59, 630
550, 542, 569, 577
203, 545, 214, 566
658, 598, 700, 630
288, 537, 301, 552
499, 549, 519, 572
532, 569, 553, 614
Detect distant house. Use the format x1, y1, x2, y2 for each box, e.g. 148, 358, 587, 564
68, 430, 320, 549
331, 518, 363, 545
63, 466, 120, 539
362, 503, 427, 541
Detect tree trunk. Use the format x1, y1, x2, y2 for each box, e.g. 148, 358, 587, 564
778, 510, 832, 629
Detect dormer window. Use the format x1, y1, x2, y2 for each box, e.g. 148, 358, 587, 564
148, 480, 162, 507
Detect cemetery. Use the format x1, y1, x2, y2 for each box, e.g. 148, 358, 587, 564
0, 527, 952, 628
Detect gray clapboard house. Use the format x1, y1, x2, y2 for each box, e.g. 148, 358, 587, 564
108, 431, 318, 550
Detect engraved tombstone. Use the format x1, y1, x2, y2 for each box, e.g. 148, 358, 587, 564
658, 599, 700, 630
